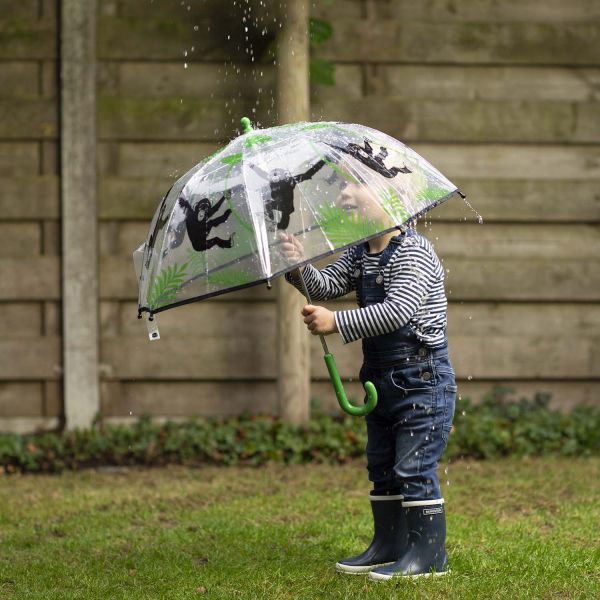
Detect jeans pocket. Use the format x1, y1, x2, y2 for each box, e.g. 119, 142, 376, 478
390, 362, 435, 392
442, 384, 458, 441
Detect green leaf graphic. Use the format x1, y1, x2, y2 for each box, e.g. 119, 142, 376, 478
148, 262, 189, 310
315, 204, 382, 248
221, 153, 242, 165
244, 134, 272, 148
416, 186, 449, 203
380, 187, 410, 223
186, 249, 207, 278
207, 268, 256, 287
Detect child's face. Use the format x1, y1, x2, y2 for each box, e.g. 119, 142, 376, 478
335, 182, 392, 228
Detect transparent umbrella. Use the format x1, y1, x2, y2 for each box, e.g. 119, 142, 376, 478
133, 117, 464, 416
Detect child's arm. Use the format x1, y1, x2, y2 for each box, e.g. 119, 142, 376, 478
281, 233, 357, 301
335, 244, 439, 344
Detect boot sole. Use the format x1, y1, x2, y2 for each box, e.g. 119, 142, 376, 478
369, 569, 449, 581
335, 561, 394, 575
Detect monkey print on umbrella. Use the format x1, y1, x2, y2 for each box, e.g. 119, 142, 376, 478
178, 195, 234, 252
328, 139, 412, 179
249, 159, 326, 230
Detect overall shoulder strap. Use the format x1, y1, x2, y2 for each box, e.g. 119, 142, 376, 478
379, 233, 405, 270
350, 243, 366, 279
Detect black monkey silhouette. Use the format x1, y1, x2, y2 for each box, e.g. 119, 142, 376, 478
249, 159, 326, 230
178, 195, 234, 252
327, 139, 412, 178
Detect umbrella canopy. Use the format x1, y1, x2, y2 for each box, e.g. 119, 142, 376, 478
134, 120, 462, 317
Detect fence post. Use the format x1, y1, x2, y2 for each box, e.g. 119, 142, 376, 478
60, 0, 100, 429
276, 1, 311, 424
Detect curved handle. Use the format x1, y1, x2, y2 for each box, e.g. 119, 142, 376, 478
324, 353, 377, 417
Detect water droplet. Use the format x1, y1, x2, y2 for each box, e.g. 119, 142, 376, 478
184, 63, 188, 69
467, 375, 473, 381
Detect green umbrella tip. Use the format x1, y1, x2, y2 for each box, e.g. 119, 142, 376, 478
240, 117, 253, 133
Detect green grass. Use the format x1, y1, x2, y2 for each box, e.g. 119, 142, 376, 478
0, 458, 598, 599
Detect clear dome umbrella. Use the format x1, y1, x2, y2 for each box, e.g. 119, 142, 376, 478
133, 117, 464, 416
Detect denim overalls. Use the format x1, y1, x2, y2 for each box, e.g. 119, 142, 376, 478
354, 233, 457, 501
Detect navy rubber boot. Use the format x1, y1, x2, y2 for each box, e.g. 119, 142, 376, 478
368, 500, 448, 581
336, 494, 407, 574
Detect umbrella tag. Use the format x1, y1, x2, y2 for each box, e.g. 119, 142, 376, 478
145, 314, 160, 341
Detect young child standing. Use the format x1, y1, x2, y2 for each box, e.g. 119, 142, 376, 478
281, 180, 457, 580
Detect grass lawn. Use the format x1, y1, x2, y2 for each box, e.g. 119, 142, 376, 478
0, 457, 598, 599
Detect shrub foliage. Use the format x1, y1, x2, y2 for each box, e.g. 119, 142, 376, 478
1, 388, 598, 474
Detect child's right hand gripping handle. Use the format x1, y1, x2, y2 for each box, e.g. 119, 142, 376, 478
323, 353, 377, 417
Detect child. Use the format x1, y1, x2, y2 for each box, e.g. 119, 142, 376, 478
281, 179, 457, 580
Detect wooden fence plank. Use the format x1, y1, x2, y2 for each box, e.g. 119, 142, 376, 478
0, 142, 39, 176
0, 383, 43, 417
97, 97, 261, 141
108, 62, 277, 98
117, 300, 600, 339
0, 257, 60, 299
103, 302, 600, 380
312, 381, 600, 413
314, 20, 600, 65
112, 141, 220, 177
97, 380, 599, 419
0, 338, 61, 379
103, 382, 277, 417
97, 17, 259, 61
0, 18, 56, 59
105, 222, 600, 260
368, 0, 600, 23
4, 223, 596, 301
95, 95, 600, 143
0, 0, 39, 19
0, 176, 59, 220
95, 176, 599, 223
0, 417, 59, 433
313, 98, 600, 143
0, 223, 41, 256
430, 179, 600, 223
365, 66, 600, 102
110, 143, 600, 181
99, 330, 599, 380
0, 62, 39, 95
411, 144, 600, 180
0, 303, 42, 337
0, 99, 58, 139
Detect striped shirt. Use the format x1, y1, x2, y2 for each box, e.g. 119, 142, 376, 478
286, 231, 448, 347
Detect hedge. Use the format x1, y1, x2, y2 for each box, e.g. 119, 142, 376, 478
0, 387, 598, 474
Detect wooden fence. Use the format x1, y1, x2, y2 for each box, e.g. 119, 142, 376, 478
0, 0, 598, 431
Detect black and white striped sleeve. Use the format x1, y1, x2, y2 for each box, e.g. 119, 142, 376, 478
334, 244, 438, 344
284, 248, 357, 301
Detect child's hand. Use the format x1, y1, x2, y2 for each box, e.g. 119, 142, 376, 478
301, 305, 338, 336
279, 232, 305, 265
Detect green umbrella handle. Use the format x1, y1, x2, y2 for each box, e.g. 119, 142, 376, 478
324, 353, 377, 417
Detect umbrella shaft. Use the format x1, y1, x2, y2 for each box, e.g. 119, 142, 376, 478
297, 268, 330, 355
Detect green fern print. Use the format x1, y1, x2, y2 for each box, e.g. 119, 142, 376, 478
315, 204, 382, 248
207, 268, 256, 287
416, 187, 449, 203
148, 262, 189, 310
186, 249, 207, 278
380, 187, 410, 223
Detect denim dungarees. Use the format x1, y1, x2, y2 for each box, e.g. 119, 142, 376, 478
354, 233, 457, 501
